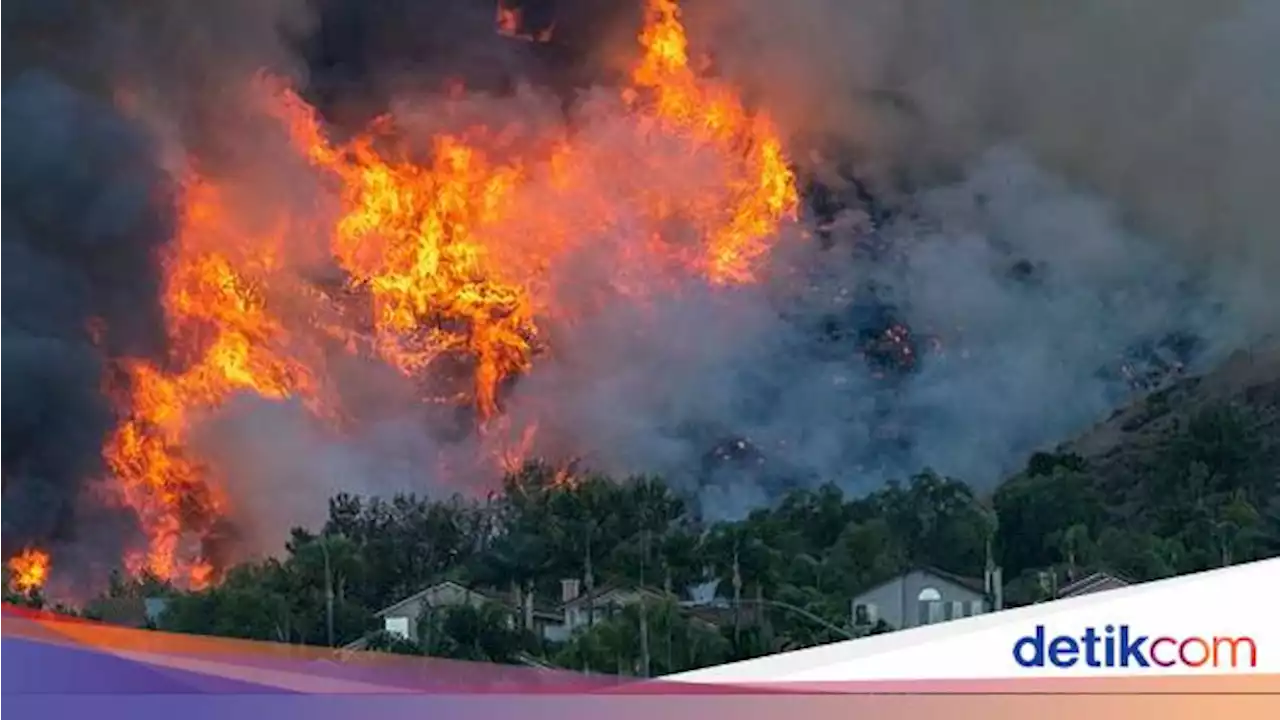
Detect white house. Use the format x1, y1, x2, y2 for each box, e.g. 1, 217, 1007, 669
557, 580, 671, 634
372, 580, 562, 643
849, 566, 1003, 631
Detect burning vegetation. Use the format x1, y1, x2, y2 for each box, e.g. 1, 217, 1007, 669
6, 549, 51, 595
12, 0, 797, 592
2, 0, 1226, 602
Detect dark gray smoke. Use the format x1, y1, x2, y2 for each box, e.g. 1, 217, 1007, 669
2, 71, 173, 580
691, 0, 1280, 333
2, 0, 315, 588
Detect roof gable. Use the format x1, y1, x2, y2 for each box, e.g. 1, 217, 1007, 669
375, 580, 484, 617
562, 584, 670, 609
376, 581, 566, 620
852, 566, 988, 601
922, 566, 988, 594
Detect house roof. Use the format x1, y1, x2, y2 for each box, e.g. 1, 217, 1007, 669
490, 588, 564, 618
922, 566, 989, 595
375, 580, 559, 620
1056, 570, 1133, 598
851, 565, 989, 601
682, 602, 763, 628
561, 583, 671, 610
375, 580, 470, 617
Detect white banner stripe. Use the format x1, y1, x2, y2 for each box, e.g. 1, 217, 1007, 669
668, 558, 1280, 682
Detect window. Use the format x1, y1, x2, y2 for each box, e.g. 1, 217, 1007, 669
927, 600, 944, 624
952, 600, 966, 619
970, 599, 986, 616
384, 616, 411, 640
853, 603, 878, 626
916, 587, 942, 625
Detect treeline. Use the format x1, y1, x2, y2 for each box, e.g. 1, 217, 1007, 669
5, 404, 1278, 675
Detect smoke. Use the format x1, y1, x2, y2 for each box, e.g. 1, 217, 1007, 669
693, 0, 1280, 332
4, 0, 1274, 585
500, 142, 1229, 519
1, 0, 315, 585
2, 71, 174, 582
187, 394, 453, 556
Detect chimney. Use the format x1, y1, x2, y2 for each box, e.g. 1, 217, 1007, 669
561, 578, 581, 604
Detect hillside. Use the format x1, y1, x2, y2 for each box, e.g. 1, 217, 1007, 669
994, 339, 1280, 602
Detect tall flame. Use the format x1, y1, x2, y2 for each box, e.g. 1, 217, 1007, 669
102, 178, 327, 587
632, 0, 798, 284
99, 0, 797, 587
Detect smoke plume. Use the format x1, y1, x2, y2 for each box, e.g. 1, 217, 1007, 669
694, 0, 1280, 331
3, 0, 1274, 589
2, 0, 316, 587
2, 70, 172, 583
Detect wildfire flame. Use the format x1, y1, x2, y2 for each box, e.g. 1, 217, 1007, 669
99, 0, 797, 588
7, 549, 51, 594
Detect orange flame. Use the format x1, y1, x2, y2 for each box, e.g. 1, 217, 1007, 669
631, 0, 799, 284
7, 548, 51, 594
102, 177, 329, 588
100, 0, 796, 586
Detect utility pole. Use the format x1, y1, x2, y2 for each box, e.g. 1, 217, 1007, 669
731, 541, 742, 648
639, 501, 652, 678
321, 536, 335, 648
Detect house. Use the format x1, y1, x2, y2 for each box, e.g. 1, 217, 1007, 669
557, 579, 672, 636
373, 580, 561, 643
1055, 570, 1132, 599
849, 566, 1003, 631
365, 576, 729, 650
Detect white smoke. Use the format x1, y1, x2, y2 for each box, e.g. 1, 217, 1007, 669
493, 143, 1229, 519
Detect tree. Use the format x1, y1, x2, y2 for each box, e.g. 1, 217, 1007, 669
1050, 523, 1093, 580
421, 603, 535, 663
553, 600, 730, 676
160, 562, 297, 641
993, 465, 1106, 577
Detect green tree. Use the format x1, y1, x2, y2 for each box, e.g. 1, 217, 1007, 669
994, 465, 1105, 577
420, 603, 535, 663
553, 600, 730, 676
